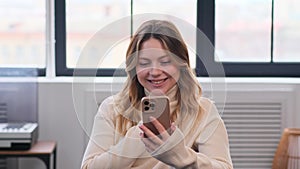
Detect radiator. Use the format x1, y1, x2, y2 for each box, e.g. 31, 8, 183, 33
217, 102, 282, 169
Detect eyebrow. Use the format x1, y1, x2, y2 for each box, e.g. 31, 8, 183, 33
139, 54, 169, 60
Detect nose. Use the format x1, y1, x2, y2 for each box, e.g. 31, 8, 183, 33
149, 67, 162, 76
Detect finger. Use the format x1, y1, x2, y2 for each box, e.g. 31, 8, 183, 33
141, 137, 157, 152
139, 131, 144, 137
149, 116, 170, 139
170, 122, 176, 133
139, 125, 163, 145
139, 124, 155, 138
140, 131, 157, 152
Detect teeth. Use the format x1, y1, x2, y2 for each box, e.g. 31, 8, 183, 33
152, 80, 164, 84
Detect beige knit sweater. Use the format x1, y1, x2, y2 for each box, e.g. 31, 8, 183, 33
81, 88, 233, 169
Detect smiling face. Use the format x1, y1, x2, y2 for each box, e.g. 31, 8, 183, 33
136, 38, 180, 94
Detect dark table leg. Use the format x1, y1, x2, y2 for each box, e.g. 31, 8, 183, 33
38, 154, 51, 169
53, 146, 57, 169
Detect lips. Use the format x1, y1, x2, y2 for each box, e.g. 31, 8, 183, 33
148, 78, 168, 87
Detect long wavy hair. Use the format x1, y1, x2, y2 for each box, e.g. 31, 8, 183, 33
113, 20, 203, 136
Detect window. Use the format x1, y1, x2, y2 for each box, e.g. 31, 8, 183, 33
55, 0, 197, 76
0, 0, 46, 76
1, 0, 300, 77
65, 0, 131, 69
56, 0, 300, 77
215, 0, 272, 62
273, 0, 300, 62
197, 0, 300, 77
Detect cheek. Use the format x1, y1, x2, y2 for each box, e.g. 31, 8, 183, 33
165, 66, 180, 81
136, 68, 148, 83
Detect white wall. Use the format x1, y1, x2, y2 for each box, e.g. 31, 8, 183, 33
2, 77, 299, 169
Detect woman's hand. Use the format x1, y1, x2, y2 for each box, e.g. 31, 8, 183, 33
139, 116, 176, 152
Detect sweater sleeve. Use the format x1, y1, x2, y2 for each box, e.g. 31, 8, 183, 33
81, 97, 145, 169
150, 102, 233, 169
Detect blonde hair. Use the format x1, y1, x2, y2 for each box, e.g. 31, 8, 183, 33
113, 20, 203, 136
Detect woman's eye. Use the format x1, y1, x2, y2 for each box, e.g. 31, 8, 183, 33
161, 60, 171, 65
138, 62, 150, 66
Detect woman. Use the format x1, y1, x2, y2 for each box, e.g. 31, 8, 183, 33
81, 20, 233, 169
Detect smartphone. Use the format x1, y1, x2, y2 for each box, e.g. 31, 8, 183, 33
141, 95, 171, 137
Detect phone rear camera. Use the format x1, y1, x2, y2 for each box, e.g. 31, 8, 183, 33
144, 106, 149, 111
144, 101, 149, 105
150, 103, 155, 107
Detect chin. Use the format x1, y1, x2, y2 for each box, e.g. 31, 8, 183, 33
147, 87, 169, 95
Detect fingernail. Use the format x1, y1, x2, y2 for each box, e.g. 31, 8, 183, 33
139, 125, 146, 130
171, 123, 176, 131
172, 126, 175, 131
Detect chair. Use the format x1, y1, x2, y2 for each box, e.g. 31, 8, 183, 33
272, 128, 300, 169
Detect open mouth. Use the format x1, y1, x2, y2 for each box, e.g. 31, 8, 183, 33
148, 78, 168, 85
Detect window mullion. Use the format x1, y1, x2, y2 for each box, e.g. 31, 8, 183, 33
270, 0, 274, 63
46, 0, 56, 77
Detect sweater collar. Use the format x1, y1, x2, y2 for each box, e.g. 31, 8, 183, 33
144, 85, 178, 100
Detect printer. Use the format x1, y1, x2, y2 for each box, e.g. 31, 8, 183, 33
0, 82, 39, 150
0, 123, 38, 150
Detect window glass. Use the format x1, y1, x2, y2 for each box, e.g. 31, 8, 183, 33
67, 0, 196, 69
0, 0, 46, 68
215, 0, 272, 62
273, 0, 300, 62
133, 0, 197, 68
66, 0, 131, 69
